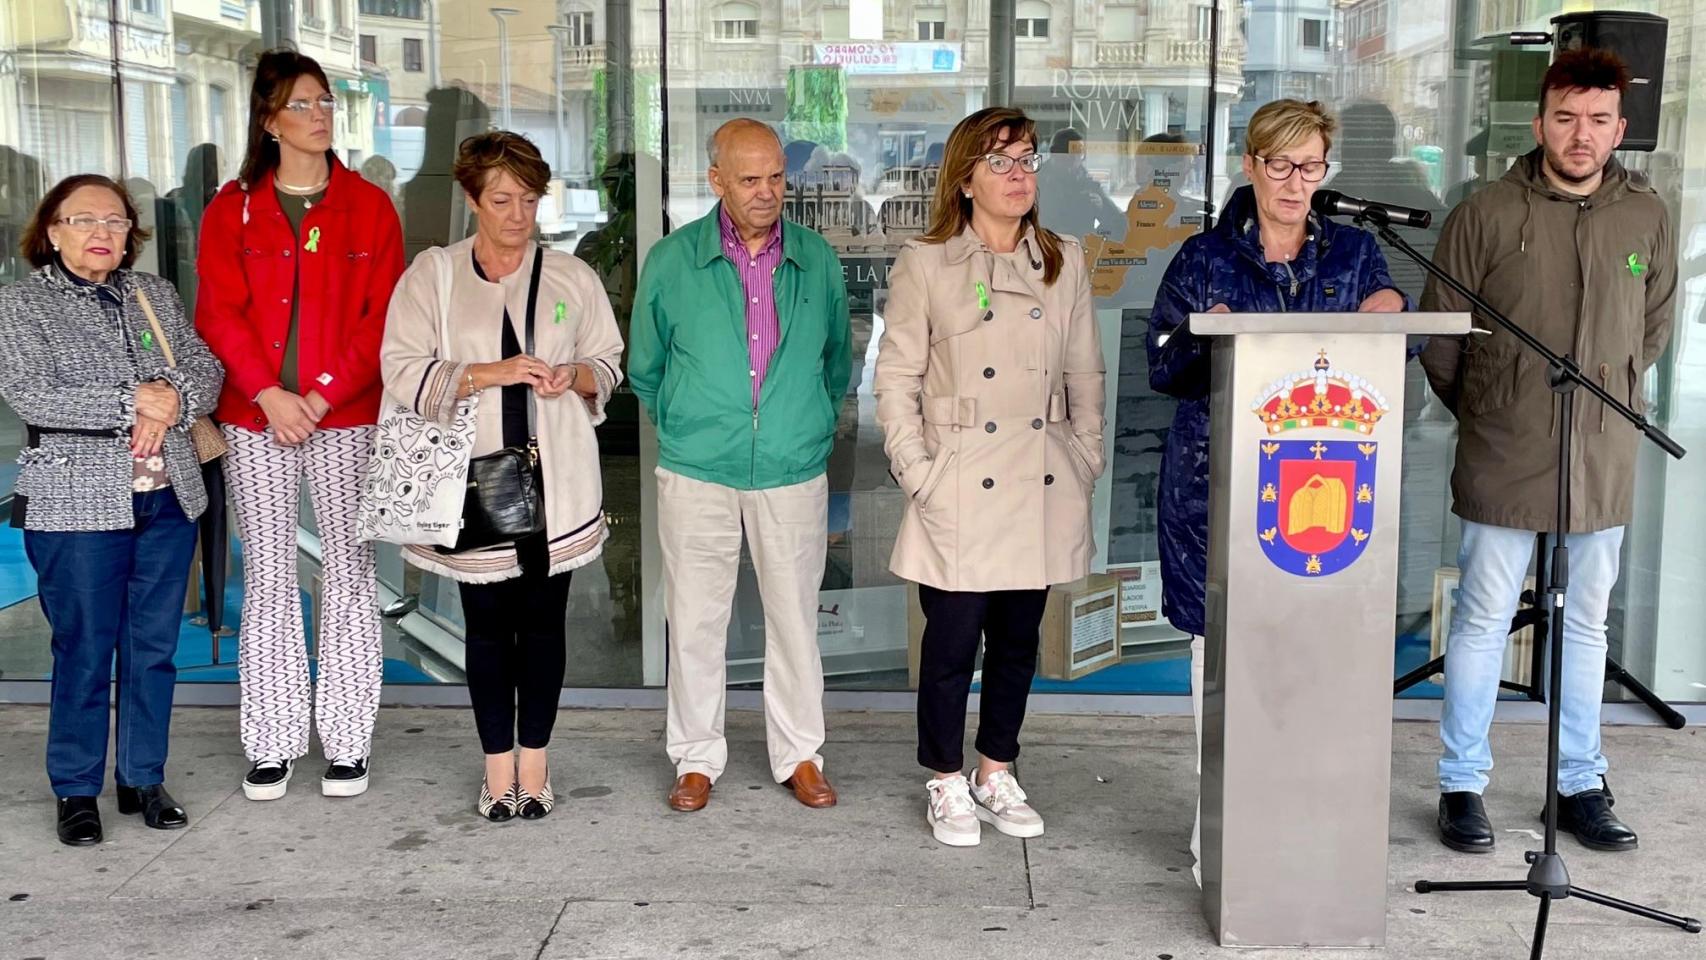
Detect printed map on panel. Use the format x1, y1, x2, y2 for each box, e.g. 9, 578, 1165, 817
1080, 142, 1202, 308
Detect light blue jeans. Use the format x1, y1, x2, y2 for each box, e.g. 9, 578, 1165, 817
1438, 520, 1621, 797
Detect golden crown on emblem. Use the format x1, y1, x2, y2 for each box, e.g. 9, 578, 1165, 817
1250, 350, 1389, 436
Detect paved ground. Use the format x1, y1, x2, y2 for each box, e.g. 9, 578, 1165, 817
1, 705, 1703, 959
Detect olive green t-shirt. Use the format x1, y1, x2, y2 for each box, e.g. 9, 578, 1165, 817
274, 186, 325, 393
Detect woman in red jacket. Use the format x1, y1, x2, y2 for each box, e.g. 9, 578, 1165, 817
195, 50, 403, 802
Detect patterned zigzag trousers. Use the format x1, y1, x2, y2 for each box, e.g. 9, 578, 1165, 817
223, 425, 382, 764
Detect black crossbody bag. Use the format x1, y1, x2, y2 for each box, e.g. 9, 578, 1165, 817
444, 248, 547, 553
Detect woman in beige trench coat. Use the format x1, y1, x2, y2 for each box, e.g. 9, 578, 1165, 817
874, 107, 1106, 848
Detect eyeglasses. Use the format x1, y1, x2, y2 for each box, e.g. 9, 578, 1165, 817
283, 95, 338, 114
58, 216, 134, 233
1254, 156, 1330, 182
983, 153, 1044, 175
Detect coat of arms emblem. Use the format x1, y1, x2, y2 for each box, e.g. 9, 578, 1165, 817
1252, 351, 1385, 577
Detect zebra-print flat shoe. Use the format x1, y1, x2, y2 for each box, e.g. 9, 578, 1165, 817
517, 778, 554, 821
477, 780, 519, 822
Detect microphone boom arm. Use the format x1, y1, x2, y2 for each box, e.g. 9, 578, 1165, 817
1355, 211, 1684, 460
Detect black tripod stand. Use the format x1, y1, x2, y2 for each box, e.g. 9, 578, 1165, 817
1354, 210, 1702, 958
1393, 527, 1687, 729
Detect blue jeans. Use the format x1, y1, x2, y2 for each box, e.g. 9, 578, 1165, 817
1438, 520, 1620, 797
25, 490, 198, 797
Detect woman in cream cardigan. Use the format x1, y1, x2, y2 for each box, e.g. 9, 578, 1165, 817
380, 132, 624, 822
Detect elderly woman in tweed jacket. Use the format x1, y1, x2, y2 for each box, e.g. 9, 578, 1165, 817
0, 174, 223, 847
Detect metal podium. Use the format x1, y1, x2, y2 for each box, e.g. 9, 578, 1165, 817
1193, 311, 1471, 947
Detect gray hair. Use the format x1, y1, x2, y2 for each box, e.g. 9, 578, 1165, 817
706, 118, 783, 166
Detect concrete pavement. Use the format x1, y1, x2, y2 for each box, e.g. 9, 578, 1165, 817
1, 705, 1702, 959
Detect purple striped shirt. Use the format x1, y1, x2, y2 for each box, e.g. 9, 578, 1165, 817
720, 207, 783, 407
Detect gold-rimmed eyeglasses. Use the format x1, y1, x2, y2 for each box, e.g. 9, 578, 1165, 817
58, 216, 134, 233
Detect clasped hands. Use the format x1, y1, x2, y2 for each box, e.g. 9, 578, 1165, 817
468, 355, 598, 402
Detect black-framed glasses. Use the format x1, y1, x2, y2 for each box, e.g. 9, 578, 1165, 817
983, 152, 1044, 175
283, 95, 338, 114
1254, 155, 1330, 182
58, 216, 134, 233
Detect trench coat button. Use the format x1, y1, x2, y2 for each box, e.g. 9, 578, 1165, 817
983, 367, 995, 379
985, 421, 997, 433
982, 477, 995, 489
1044, 474, 1055, 485
273, 341, 283, 349
1031, 418, 1044, 430
1030, 307, 1042, 319
282, 249, 291, 258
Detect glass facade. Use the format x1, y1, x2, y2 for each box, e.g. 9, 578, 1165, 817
1, 0, 1702, 705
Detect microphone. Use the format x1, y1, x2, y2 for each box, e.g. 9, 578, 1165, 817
1311, 189, 1433, 229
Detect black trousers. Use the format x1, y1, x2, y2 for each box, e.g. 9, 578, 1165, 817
458, 554, 572, 755
915, 585, 1049, 773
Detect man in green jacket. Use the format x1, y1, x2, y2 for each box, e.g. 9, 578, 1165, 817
628, 119, 852, 814
1422, 49, 1675, 855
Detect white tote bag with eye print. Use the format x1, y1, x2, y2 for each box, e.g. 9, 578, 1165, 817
358, 247, 478, 547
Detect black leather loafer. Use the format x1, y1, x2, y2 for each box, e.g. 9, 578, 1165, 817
1439, 791, 1495, 853
1549, 788, 1638, 852
56, 796, 103, 846
117, 784, 188, 830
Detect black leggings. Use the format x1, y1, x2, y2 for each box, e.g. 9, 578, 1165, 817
915, 585, 1048, 773
458, 564, 573, 754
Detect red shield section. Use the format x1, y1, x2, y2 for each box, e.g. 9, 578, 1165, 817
1277, 458, 1356, 555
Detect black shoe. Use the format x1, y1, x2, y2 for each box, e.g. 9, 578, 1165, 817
56, 796, 103, 846
1439, 792, 1495, 853
116, 784, 188, 830
243, 759, 293, 801
322, 758, 370, 798
1549, 788, 1638, 852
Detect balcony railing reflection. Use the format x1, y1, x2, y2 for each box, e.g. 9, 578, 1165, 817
1093, 38, 1244, 71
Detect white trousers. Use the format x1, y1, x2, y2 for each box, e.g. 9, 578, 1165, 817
223, 425, 382, 763
1191, 633, 1204, 889
657, 468, 828, 784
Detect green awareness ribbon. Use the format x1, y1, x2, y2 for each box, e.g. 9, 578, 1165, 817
305, 226, 321, 254
976, 281, 989, 310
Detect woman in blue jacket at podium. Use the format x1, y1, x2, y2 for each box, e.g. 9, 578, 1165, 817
1145, 98, 1406, 886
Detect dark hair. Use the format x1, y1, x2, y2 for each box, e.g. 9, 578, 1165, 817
923, 108, 1064, 285
19, 174, 151, 269
1049, 128, 1084, 155
452, 131, 552, 200
1539, 48, 1631, 115
239, 49, 334, 187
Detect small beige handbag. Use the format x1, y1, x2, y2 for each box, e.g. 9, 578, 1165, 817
135, 286, 228, 464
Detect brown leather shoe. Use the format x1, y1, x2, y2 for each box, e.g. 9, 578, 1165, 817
668, 773, 711, 812
782, 761, 837, 808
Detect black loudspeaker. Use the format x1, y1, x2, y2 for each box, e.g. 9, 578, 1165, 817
1551, 12, 1667, 152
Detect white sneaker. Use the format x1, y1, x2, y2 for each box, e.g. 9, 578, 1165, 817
971, 769, 1044, 838
925, 774, 981, 847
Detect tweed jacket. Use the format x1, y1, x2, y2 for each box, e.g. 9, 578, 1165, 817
0, 265, 224, 531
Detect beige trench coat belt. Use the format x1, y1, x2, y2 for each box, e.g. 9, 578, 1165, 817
922, 392, 1071, 427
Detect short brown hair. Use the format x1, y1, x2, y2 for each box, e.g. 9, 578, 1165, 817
1244, 99, 1337, 158
1539, 48, 1631, 115
453, 131, 552, 200
19, 174, 151, 269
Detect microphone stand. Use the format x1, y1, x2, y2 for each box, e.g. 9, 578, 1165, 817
1351, 208, 1701, 958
